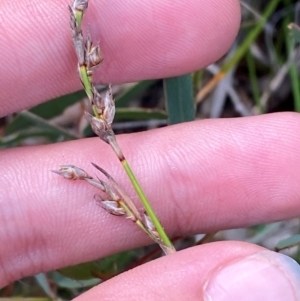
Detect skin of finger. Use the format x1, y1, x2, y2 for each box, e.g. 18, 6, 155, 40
0, 0, 240, 116
1, 112, 300, 287
74, 242, 264, 301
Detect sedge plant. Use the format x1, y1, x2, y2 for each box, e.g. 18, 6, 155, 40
53, 0, 175, 255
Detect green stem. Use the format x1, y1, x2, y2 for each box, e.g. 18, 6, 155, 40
72, 0, 174, 252
79, 66, 93, 99
121, 159, 174, 249
108, 132, 174, 251
75, 10, 83, 29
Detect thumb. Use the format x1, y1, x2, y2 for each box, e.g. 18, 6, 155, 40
75, 241, 300, 301
202, 244, 300, 301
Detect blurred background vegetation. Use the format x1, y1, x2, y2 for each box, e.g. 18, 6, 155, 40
1, 0, 300, 299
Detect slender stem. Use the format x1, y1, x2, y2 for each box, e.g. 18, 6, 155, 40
79, 66, 93, 99
121, 159, 174, 249
108, 137, 175, 250
69, 0, 175, 254
75, 10, 83, 29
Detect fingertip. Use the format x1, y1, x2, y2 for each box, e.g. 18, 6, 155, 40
94, 0, 242, 82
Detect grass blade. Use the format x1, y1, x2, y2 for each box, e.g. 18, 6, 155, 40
163, 74, 195, 124
196, 0, 281, 102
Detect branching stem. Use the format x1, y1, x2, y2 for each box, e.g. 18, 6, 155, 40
56, 0, 176, 255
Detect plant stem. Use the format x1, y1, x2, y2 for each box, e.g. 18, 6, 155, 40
122, 159, 174, 249
69, 0, 175, 254
108, 136, 175, 251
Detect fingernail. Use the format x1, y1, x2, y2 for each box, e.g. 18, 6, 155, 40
203, 250, 300, 301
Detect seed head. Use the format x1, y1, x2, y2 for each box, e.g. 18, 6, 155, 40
84, 112, 114, 144
94, 194, 126, 216
103, 86, 115, 125
86, 34, 103, 69
52, 165, 92, 180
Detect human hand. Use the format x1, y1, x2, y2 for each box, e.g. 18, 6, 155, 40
1, 0, 300, 300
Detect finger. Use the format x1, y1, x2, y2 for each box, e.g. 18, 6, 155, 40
0, 0, 240, 116
1, 112, 300, 287
75, 242, 300, 301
